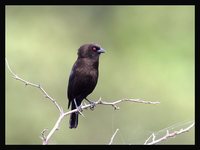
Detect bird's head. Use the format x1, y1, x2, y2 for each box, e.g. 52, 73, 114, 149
77, 43, 105, 59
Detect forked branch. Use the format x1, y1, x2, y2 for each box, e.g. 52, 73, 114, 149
6, 58, 160, 145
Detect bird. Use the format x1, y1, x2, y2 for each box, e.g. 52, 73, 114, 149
67, 43, 105, 129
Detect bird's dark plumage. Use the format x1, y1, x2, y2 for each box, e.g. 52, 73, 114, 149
67, 43, 105, 128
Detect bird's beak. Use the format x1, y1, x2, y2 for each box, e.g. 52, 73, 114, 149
97, 48, 105, 53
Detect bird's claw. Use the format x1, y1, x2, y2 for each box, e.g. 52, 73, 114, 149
76, 105, 83, 113
85, 98, 96, 110
89, 101, 96, 110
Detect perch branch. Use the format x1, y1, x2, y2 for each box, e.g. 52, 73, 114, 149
42, 96, 160, 145
98, 98, 160, 109
144, 122, 195, 145
6, 58, 160, 145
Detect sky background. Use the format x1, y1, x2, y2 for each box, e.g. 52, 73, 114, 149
6, 6, 194, 144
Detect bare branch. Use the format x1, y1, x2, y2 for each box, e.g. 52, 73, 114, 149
109, 128, 119, 145
99, 98, 160, 110
6, 58, 160, 145
42, 95, 160, 145
5, 58, 63, 114
144, 122, 195, 145
42, 113, 65, 145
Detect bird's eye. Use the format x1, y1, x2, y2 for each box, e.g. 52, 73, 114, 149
92, 46, 97, 51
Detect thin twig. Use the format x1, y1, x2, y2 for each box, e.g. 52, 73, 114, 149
144, 122, 195, 145
99, 98, 160, 110
109, 128, 119, 145
5, 58, 63, 114
40, 128, 48, 142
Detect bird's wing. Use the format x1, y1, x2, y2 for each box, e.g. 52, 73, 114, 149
67, 64, 98, 108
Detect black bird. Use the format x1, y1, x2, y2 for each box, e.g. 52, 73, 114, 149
67, 43, 105, 128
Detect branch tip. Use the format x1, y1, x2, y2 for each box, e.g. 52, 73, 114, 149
109, 128, 119, 145
144, 122, 194, 145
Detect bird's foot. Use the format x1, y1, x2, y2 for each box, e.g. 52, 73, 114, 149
77, 105, 85, 117
89, 101, 96, 110
76, 105, 83, 113
85, 98, 96, 110
73, 98, 83, 113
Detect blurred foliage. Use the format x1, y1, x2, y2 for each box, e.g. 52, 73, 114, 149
6, 6, 194, 144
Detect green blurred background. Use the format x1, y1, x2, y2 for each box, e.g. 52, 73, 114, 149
6, 6, 194, 144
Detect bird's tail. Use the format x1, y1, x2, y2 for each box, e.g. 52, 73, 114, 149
69, 102, 79, 128
69, 112, 79, 129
